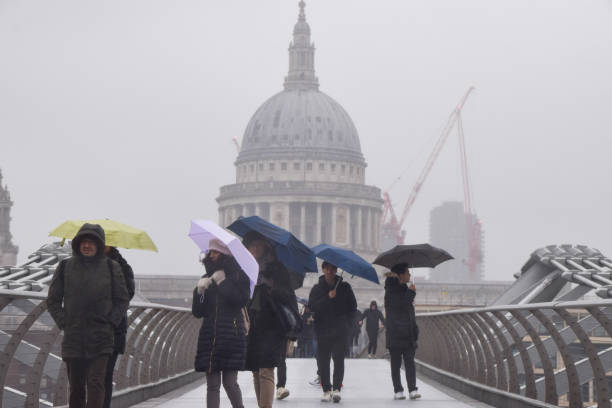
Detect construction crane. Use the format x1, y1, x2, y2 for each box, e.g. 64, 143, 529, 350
381, 86, 480, 278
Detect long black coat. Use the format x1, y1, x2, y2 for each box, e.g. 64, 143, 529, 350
107, 248, 135, 354
308, 275, 357, 341
384, 276, 419, 350
245, 282, 293, 371
47, 224, 130, 359
192, 255, 250, 373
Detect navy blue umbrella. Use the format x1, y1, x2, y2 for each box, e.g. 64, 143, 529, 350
312, 244, 379, 285
227, 216, 317, 275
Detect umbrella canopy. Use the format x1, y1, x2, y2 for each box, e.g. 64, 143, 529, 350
188, 219, 258, 296
373, 244, 453, 270
312, 244, 379, 284
227, 216, 317, 275
50, 219, 158, 252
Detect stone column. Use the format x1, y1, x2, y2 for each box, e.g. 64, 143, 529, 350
300, 203, 306, 241
346, 207, 351, 247
356, 206, 363, 249
373, 211, 380, 251
365, 208, 372, 250
255, 203, 261, 217
315, 204, 322, 244
331, 205, 337, 245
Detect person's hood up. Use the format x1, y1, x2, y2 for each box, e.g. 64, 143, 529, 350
71, 223, 106, 257
370, 300, 378, 308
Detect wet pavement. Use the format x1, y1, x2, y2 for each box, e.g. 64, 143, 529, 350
132, 358, 491, 407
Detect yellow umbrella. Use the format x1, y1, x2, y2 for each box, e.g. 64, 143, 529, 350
49, 219, 158, 252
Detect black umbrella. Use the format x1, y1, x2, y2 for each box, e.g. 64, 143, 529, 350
373, 244, 453, 269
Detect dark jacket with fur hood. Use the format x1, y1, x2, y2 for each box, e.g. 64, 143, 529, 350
384, 274, 419, 350
47, 223, 130, 359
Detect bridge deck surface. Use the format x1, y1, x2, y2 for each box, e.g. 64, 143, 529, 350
132, 358, 490, 407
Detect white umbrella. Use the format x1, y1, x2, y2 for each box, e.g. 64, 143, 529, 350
188, 219, 258, 296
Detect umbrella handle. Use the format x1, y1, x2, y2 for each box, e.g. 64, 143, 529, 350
333, 271, 345, 290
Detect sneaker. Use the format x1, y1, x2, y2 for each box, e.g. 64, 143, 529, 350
321, 391, 332, 402
332, 389, 341, 403
394, 391, 406, 400
309, 375, 321, 387
368, 354, 373, 359
409, 390, 421, 400
276, 387, 290, 400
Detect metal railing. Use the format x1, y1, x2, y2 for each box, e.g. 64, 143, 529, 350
0, 289, 199, 408
416, 299, 612, 408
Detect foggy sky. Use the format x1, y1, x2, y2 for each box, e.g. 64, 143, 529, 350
1, 0, 611, 281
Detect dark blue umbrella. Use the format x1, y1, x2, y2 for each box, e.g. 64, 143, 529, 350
312, 244, 379, 284
227, 216, 317, 274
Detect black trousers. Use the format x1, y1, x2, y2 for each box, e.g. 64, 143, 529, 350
316, 336, 346, 392
390, 347, 417, 393
367, 329, 378, 355
102, 351, 119, 408
65, 354, 109, 408
276, 340, 288, 388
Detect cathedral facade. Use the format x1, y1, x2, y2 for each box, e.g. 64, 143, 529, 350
0, 169, 18, 266
216, 2, 384, 299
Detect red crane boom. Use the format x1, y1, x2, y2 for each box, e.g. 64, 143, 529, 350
381, 87, 475, 246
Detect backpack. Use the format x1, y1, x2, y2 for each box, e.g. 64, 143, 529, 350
269, 296, 303, 341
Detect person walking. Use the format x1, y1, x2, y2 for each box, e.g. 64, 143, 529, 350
360, 300, 385, 358
244, 232, 294, 408
308, 261, 357, 403
384, 263, 421, 400
102, 247, 135, 408
192, 239, 250, 408
47, 223, 129, 408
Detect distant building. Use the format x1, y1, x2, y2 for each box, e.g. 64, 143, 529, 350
429, 201, 484, 282
0, 169, 18, 266
216, 1, 384, 304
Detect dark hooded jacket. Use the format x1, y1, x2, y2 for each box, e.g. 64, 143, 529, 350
245, 260, 294, 371
192, 254, 250, 373
106, 247, 135, 354
361, 303, 385, 334
308, 275, 357, 341
384, 275, 419, 350
47, 223, 130, 359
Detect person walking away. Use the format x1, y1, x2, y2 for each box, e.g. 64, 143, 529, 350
384, 263, 421, 400
360, 300, 385, 358
244, 232, 294, 408
47, 223, 129, 408
308, 261, 357, 403
192, 239, 250, 408
103, 247, 135, 408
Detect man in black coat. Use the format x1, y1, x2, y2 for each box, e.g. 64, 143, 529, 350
384, 263, 421, 401
308, 261, 357, 403
47, 223, 130, 408
360, 300, 385, 358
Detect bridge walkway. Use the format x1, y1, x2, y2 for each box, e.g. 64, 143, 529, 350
132, 359, 491, 408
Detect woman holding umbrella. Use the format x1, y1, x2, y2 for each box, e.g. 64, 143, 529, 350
376, 243, 452, 400
384, 263, 420, 400
192, 239, 251, 408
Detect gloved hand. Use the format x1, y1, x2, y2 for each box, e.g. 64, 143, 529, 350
197, 277, 212, 294
212, 270, 226, 285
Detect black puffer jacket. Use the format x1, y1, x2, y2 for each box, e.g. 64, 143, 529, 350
192, 254, 250, 373
308, 275, 357, 341
245, 261, 294, 371
384, 275, 419, 350
47, 224, 130, 359
106, 247, 135, 354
